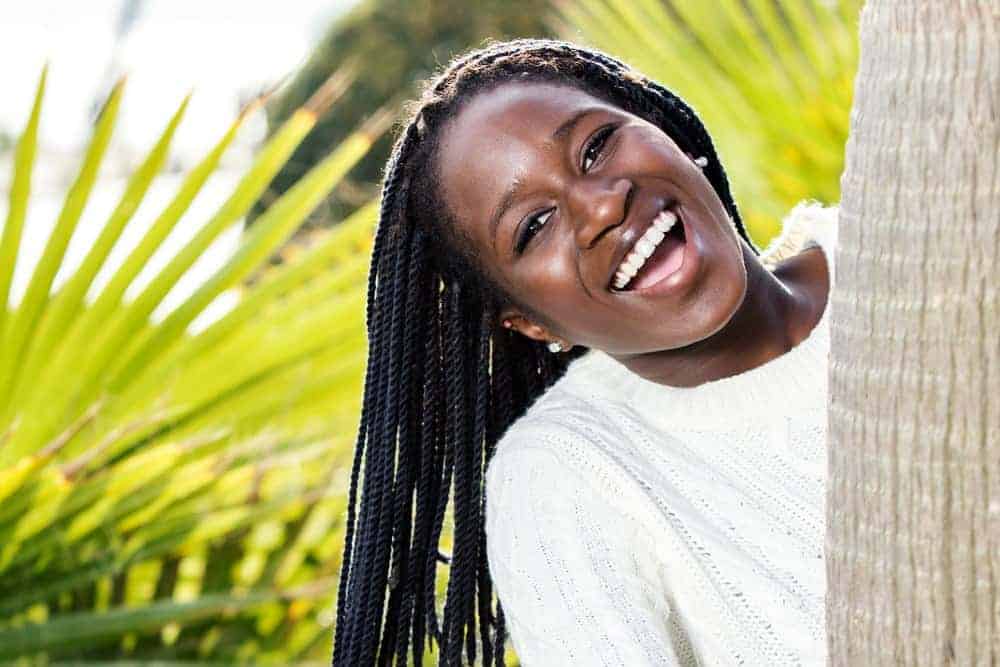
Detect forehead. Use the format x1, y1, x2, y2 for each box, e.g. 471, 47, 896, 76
436, 81, 620, 246
441, 80, 611, 154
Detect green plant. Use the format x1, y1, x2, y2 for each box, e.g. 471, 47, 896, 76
0, 66, 390, 663
251, 0, 555, 233
552, 0, 860, 245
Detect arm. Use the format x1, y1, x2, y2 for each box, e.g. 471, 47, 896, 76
485, 443, 689, 666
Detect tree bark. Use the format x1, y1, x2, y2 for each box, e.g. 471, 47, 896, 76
828, 1, 999, 665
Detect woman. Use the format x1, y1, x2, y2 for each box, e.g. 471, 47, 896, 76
332, 38, 837, 667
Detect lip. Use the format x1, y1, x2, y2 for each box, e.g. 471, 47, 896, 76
609, 201, 701, 297
605, 197, 678, 291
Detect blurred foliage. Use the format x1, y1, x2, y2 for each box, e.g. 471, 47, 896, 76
0, 66, 395, 663
258, 0, 859, 252
249, 0, 553, 234
555, 0, 861, 244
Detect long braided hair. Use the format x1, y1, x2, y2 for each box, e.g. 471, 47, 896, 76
332, 38, 758, 667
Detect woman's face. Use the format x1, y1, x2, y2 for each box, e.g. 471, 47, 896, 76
436, 80, 749, 356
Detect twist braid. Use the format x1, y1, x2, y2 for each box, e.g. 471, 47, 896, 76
441, 280, 472, 666
472, 308, 495, 667
408, 269, 444, 663
355, 222, 409, 666
381, 228, 429, 664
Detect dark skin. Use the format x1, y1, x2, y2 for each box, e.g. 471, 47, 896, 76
437, 81, 829, 388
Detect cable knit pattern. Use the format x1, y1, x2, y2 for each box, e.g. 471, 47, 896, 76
485, 201, 839, 666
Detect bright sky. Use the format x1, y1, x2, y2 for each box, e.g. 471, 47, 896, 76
0, 0, 355, 328
1, 0, 350, 157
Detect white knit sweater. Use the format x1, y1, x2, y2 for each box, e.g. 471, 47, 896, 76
484, 201, 840, 666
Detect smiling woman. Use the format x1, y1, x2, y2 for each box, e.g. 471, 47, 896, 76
332, 38, 838, 667
435, 79, 756, 365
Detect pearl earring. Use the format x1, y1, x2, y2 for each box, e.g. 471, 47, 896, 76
694, 156, 708, 168
547, 341, 564, 353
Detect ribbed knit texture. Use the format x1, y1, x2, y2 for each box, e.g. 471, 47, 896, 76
484, 201, 839, 666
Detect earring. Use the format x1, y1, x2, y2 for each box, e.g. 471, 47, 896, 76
547, 340, 564, 353
694, 156, 708, 168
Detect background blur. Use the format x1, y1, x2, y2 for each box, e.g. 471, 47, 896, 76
0, 0, 859, 663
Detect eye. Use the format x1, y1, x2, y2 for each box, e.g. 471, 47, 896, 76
515, 208, 554, 254
581, 124, 617, 172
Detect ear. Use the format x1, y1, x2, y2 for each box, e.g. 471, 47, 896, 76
497, 306, 553, 345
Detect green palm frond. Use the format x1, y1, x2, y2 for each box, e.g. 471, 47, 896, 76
0, 65, 388, 662
552, 0, 860, 245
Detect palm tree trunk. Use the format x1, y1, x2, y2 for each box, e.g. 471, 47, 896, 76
828, 1, 999, 665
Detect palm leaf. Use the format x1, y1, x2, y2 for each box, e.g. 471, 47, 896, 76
12, 96, 190, 409
0, 65, 47, 340
0, 79, 124, 416
0, 63, 382, 662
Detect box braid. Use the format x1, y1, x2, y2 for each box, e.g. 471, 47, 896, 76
332, 38, 759, 667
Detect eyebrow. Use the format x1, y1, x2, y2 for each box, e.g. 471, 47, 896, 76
489, 107, 600, 253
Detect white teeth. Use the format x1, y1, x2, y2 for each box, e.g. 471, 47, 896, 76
653, 209, 678, 233
612, 207, 682, 290
635, 237, 656, 258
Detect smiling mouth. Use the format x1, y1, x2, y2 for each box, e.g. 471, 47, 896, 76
611, 204, 687, 291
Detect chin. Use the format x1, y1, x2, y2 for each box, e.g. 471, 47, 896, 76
609, 254, 748, 355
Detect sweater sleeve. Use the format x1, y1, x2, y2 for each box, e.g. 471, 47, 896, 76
484, 439, 691, 666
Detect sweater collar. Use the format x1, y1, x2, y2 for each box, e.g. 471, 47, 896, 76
554, 202, 838, 429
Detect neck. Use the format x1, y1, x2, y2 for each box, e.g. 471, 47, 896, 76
610, 242, 824, 388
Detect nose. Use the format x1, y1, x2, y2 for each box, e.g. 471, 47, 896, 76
567, 175, 632, 250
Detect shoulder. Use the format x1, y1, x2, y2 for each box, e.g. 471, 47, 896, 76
788, 199, 839, 256
759, 200, 839, 288
482, 414, 687, 665
485, 414, 617, 514
484, 378, 644, 502
759, 200, 839, 267
484, 409, 661, 545
483, 425, 650, 567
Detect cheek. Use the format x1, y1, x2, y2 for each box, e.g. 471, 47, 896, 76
507, 200, 580, 278
615, 125, 685, 173
506, 256, 586, 321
